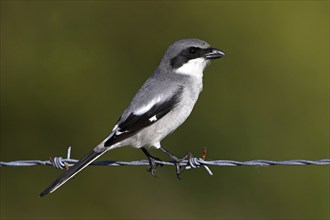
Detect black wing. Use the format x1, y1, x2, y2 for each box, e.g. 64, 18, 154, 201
104, 87, 184, 147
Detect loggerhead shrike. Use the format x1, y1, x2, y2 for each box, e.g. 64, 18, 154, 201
40, 38, 224, 197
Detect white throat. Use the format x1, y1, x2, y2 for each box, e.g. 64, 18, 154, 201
174, 58, 209, 78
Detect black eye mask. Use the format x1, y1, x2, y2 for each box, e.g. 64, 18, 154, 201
170, 47, 213, 69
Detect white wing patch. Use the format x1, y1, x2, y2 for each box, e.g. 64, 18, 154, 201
112, 124, 119, 131
149, 115, 157, 122
134, 96, 163, 116
115, 130, 128, 135
174, 57, 209, 78
112, 124, 127, 135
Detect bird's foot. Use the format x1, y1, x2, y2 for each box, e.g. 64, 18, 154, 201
174, 152, 193, 179
159, 147, 194, 178
141, 148, 163, 176
146, 155, 163, 176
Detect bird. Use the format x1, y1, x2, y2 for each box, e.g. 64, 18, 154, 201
40, 38, 224, 197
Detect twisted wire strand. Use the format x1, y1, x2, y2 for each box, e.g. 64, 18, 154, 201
1, 147, 329, 176
1, 158, 329, 167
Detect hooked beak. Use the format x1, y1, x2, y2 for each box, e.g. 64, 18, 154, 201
204, 48, 225, 60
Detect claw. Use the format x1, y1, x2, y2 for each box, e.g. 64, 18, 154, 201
146, 156, 162, 176
141, 148, 163, 176
158, 147, 196, 178
174, 152, 193, 179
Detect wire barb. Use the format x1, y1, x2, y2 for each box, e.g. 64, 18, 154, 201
1, 147, 329, 175
49, 147, 72, 170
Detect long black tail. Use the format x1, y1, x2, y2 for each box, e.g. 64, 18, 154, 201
40, 148, 107, 197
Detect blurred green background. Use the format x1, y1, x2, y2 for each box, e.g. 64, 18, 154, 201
1, 1, 329, 219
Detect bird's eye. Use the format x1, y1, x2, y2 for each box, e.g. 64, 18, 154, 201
188, 47, 197, 54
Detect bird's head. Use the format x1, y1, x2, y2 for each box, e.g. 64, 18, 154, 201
161, 38, 224, 78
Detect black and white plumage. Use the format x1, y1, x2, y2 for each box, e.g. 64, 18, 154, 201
40, 38, 224, 197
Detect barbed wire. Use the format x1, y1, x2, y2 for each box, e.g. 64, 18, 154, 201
1, 147, 329, 176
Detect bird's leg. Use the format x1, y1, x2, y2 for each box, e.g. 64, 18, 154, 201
159, 147, 193, 178
141, 148, 162, 176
